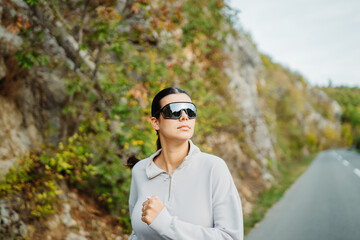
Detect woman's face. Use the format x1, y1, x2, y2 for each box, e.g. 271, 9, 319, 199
151, 93, 196, 143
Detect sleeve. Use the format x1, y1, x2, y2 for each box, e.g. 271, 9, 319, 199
148, 160, 244, 240
128, 170, 138, 240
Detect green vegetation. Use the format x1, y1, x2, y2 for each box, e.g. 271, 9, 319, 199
243, 55, 347, 233
15, 49, 49, 70
1, 0, 242, 235
321, 87, 360, 150
258, 54, 341, 162
0, 134, 95, 221
24, 0, 43, 5
1, 0, 352, 238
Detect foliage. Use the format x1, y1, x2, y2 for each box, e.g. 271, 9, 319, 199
258, 53, 344, 166
24, 0, 42, 6
1, 0, 244, 234
322, 86, 360, 149
258, 54, 307, 162
13, 23, 50, 70
305, 131, 318, 153
0, 134, 94, 221
354, 129, 360, 150
2, 0, 348, 236
341, 123, 353, 146
182, 0, 227, 46
15, 49, 49, 70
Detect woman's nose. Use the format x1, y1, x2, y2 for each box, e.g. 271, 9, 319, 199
179, 110, 189, 121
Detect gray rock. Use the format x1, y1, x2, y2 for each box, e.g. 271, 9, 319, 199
60, 203, 77, 227
0, 200, 28, 238
19, 223, 28, 237
0, 201, 10, 219
0, 6, 3, 23
66, 232, 88, 240
0, 26, 22, 55
115, 0, 127, 13
224, 32, 277, 178
9, 0, 29, 9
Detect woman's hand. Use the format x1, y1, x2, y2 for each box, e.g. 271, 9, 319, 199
141, 196, 164, 225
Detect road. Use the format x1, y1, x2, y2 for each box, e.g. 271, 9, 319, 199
246, 149, 360, 240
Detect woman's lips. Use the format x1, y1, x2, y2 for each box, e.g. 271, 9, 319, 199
178, 125, 191, 130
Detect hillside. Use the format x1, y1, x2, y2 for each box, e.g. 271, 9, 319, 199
0, 0, 344, 239
321, 86, 360, 149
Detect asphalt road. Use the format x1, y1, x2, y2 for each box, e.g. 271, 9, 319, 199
246, 149, 360, 240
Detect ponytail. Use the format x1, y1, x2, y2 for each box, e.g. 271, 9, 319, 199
126, 133, 161, 169
126, 155, 139, 169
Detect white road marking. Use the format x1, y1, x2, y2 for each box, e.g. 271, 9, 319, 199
354, 168, 360, 178
342, 160, 350, 167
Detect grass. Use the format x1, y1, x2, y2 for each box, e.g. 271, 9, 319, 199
244, 154, 316, 235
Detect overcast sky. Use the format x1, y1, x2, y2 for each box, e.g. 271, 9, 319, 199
228, 0, 360, 87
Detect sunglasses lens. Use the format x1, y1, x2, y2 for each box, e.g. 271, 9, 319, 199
186, 108, 196, 118
161, 102, 197, 119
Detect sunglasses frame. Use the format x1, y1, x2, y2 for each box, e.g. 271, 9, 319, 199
154, 102, 197, 119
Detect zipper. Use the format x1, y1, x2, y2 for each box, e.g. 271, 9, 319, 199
168, 175, 172, 201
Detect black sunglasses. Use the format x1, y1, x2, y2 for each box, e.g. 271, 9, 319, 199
154, 102, 197, 119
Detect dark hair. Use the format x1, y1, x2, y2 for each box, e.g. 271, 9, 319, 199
126, 87, 190, 168
151, 87, 190, 150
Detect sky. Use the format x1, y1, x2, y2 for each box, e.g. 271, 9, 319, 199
228, 0, 360, 87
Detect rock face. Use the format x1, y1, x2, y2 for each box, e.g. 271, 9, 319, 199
0, 0, 68, 177
0, 199, 28, 239
0, 96, 32, 176
0, 0, 344, 237
224, 33, 277, 181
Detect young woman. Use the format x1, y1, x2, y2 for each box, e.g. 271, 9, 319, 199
128, 87, 243, 240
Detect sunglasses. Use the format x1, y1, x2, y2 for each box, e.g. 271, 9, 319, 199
154, 102, 197, 119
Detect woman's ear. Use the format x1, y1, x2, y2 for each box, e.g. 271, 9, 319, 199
150, 117, 160, 131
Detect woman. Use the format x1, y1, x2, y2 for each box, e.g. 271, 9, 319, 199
128, 87, 243, 240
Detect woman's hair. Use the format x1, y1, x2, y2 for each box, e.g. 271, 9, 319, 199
151, 87, 190, 150
126, 87, 190, 168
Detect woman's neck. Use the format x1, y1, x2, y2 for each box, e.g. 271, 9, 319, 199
155, 140, 189, 174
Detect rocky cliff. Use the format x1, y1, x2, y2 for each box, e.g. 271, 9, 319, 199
0, 0, 343, 239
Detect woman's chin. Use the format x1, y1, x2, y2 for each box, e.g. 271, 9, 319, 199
173, 132, 194, 141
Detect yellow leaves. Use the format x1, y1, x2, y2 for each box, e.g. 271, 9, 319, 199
322, 125, 340, 144
57, 158, 73, 173
84, 165, 97, 176
341, 123, 353, 146
59, 142, 64, 151
131, 139, 144, 146
50, 158, 56, 167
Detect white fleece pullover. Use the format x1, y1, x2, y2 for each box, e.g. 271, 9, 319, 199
128, 140, 243, 240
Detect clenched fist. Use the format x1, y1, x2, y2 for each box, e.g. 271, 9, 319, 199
141, 196, 165, 225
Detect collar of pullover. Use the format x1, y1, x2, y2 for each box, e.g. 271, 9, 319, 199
145, 140, 200, 179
